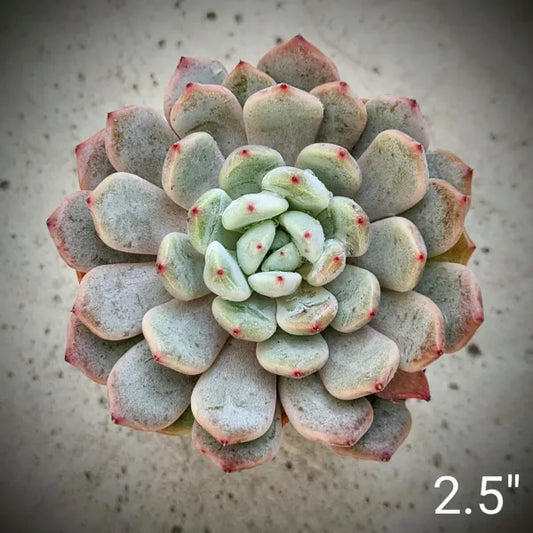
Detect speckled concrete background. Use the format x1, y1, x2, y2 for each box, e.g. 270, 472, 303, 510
1, 0, 532, 531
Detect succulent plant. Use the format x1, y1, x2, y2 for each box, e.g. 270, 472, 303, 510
47, 35, 483, 472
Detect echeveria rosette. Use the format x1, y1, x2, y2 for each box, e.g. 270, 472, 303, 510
46, 35, 484, 473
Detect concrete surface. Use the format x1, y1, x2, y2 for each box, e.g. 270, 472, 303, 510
1, 0, 532, 531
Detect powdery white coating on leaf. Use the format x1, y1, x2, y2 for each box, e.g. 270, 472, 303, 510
317, 197, 369, 257
326, 265, 381, 333
256, 330, 329, 378
352, 96, 431, 158
402, 178, 468, 257
332, 398, 412, 462
211, 293, 277, 342
219, 145, 285, 199
276, 282, 338, 335
156, 232, 210, 301
426, 148, 473, 197
170, 83, 247, 157
295, 143, 362, 198
222, 60, 277, 107
236, 220, 276, 275
88, 172, 187, 255
164, 56, 227, 122
248, 271, 303, 298
105, 105, 177, 186
261, 242, 302, 272
65, 314, 142, 385
107, 339, 196, 431
203, 241, 252, 302
310, 82, 367, 149
243, 83, 324, 165
188, 188, 240, 254
158, 405, 195, 436
431, 229, 476, 266
261, 166, 332, 216
320, 327, 400, 400
221, 191, 289, 231
376, 369, 431, 401
355, 129, 429, 221
351, 217, 427, 292
192, 402, 282, 473
142, 295, 228, 374
415, 262, 484, 353
75, 129, 116, 190
73, 262, 172, 340
162, 132, 224, 209
46, 191, 154, 272
279, 373, 373, 446
371, 290, 445, 372
299, 239, 346, 287
256, 35, 340, 92
278, 210, 324, 262
191, 337, 277, 444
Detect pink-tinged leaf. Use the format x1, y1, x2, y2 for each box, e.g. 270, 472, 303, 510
376, 369, 431, 401
222, 60, 277, 106
426, 148, 473, 197
75, 129, 115, 190
257, 35, 340, 91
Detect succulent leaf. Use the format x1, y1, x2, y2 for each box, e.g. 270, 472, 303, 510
158, 405, 195, 436
248, 271, 303, 298
430, 229, 476, 266
299, 239, 346, 286
236, 220, 276, 275
427, 148, 473, 197
279, 373, 373, 446
222, 60, 277, 106
191, 337, 277, 445
278, 210, 324, 262
107, 339, 196, 431
261, 242, 302, 272
376, 369, 431, 401
75, 129, 115, 190
270, 229, 292, 250
142, 295, 228, 374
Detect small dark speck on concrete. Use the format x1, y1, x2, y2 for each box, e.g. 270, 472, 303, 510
432, 453, 442, 468
467, 343, 482, 356
132, 83, 138, 92
7, 371, 14, 378
481, 246, 490, 253
448, 382, 459, 390
171, 524, 183, 532
285, 460, 293, 470
505, 453, 512, 461
206, 11, 217, 21
44, 327, 50, 335
78, 72, 85, 82
174, 0, 183, 7
158, 39, 166, 48
489, 132, 497, 141
275, 36, 283, 44
84, 471, 92, 482
0, 180, 10, 190
441, 419, 449, 430
372, 66, 381, 74
234, 13, 243, 24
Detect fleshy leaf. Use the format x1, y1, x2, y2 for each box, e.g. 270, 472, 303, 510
320, 327, 400, 399
211, 293, 277, 342
430, 229, 476, 266
219, 145, 285, 199
427, 148, 473, 197
332, 398, 412, 461
295, 143, 362, 198
75, 129, 115, 190
355, 129, 428, 221
278, 210, 324, 262
236, 220, 276, 275
402, 178, 468, 257
65, 314, 142, 385
107, 339, 196, 431
376, 369, 431, 401
371, 290, 445, 372
46, 191, 153, 272
243, 83, 324, 165
256, 35, 340, 91
276, 282, 338, 335
248, 271, 302, 298
270, 229, 291, 250
192, 403, 282, 473
203, 241, 252, 302
299, 239, 346, 286
88, 172, 187, 255
170, 83, 246, 157
105, 105, 177, 186
191, 337, 277, 445
256, 330, 329, 378
162, 132, 224, 209
351, 217, 427, 292
353, 96, 431, 157
310, 82, 367, 149
261, 166, 332, 216
326, 265, 380, 333
222, 60, 277, 106
415, 262, 484, 353
279, 373, 373, 446
317, 197, 369, 257
158, 406, 195, 436
221, 191, 289, 231
156, 232, 210, 301
261, 242, 302, 272
73, 263, 172, 340
164, 56, 227, 122
142, 295, 228, 374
